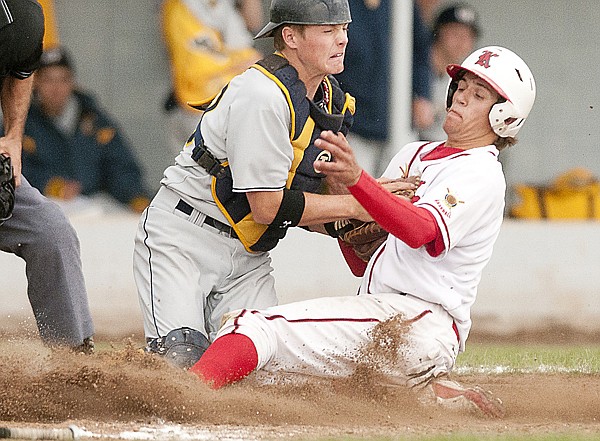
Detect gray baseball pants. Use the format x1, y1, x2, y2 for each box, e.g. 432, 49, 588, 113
0, 177, 94, 346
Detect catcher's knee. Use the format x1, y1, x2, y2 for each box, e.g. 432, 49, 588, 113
145, 327, 210, 369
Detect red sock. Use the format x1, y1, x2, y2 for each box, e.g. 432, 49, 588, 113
189, 333, 258, 389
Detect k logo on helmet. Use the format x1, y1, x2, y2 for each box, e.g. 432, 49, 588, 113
475, 50, 499, 69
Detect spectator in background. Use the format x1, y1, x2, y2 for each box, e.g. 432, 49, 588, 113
335, 0, 435, 177
334, 0, 390, 177
23, 46, 151, 214
411, 0, 435, 136
415, 0, 441, 27
161, 0, 263, 154
419, 3, 480, 141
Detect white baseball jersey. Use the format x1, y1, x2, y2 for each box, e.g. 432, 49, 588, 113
364, 141, 506, 350
215, 140, 506, 388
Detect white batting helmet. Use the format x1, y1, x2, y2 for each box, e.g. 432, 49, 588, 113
446, 46, 536, 138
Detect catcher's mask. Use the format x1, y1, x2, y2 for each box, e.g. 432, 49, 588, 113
446, 46, 536, 138
255, 0, 352, 39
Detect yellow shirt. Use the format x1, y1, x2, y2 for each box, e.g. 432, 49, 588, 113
161, 0, 261, 107
38, 0, 60, 49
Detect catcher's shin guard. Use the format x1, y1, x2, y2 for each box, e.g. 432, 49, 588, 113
146, 327, 210, 369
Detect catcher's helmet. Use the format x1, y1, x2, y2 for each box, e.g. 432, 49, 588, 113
255, 0, 352, 39
446, 46, 536, 138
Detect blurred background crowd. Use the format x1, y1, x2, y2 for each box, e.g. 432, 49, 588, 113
11, 0, 600, 219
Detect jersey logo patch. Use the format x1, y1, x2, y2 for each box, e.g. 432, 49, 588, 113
315, 150, 332, 163
435, 188, 464, 218
314, 150, 332, 173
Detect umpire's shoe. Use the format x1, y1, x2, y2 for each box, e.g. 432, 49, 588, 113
72, 336, 95, 355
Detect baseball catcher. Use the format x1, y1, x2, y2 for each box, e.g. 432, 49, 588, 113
134, 0, 367, 370
0, 155, 15, 226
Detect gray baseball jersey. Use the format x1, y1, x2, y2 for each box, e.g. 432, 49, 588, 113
135, 67, 296, 342
162, 68, 293, 222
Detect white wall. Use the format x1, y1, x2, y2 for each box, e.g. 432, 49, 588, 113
2, 215, 599, 338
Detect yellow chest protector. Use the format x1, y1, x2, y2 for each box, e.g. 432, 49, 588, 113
190, 53, 355, 253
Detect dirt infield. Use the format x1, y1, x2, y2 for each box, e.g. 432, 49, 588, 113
1, 333, 599, 440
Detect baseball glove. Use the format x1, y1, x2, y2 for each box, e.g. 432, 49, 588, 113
0, 155, 15, 226
332, 175, 421, 262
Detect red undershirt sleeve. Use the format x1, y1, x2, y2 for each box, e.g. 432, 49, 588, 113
348, 171, 445, 256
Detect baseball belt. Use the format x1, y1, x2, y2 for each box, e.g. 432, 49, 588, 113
175, 199, 238, 239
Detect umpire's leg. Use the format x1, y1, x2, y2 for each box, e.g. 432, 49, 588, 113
0, 177, 94, 347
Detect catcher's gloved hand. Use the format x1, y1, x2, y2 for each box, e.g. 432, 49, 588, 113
0, 155, 15, 226
327, 175, 421, 262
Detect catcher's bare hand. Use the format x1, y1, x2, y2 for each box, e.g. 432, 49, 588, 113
313, 130, 362, 186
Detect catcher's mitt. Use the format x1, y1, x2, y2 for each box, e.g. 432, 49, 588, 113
331, 175, 421, 262
333, 218, 389, 261
0, 155, 16, 226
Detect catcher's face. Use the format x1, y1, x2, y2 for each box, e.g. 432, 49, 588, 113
286, 23, 349, 78
443, 72, 499, 146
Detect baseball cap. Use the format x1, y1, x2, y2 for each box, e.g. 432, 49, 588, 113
39, 46, 74, 71
433, 3, 480, 38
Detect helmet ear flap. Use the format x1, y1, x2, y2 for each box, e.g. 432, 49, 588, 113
445, 69, 465, 109
489, 100, 522, 138
446, 79, 458, 109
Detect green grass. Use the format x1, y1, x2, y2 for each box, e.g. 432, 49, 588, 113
455, 343, 600, 374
